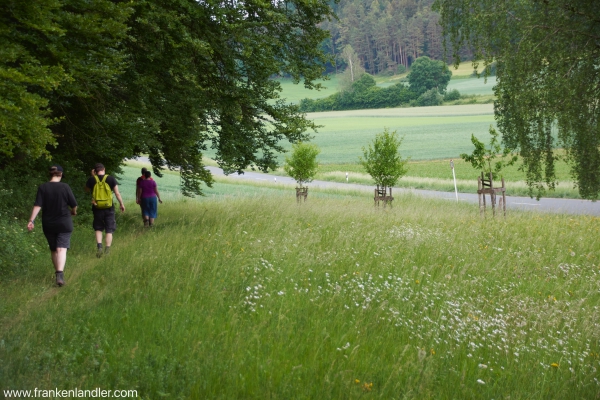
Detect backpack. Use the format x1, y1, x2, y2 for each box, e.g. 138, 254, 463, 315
93, 175, 113, 209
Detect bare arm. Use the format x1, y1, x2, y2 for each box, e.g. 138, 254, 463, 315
136, 185, 142, 204
155, 185, 162, 203
113, 185, 125, 212
27, 206, 42, 231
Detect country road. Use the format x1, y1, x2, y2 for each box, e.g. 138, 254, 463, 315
203, 166, 600, 216
131, 158, 600, 215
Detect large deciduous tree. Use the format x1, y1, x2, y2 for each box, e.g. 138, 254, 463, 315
407, 56, 452, 96
0, 0, 335, 215
434, 0, 600, 199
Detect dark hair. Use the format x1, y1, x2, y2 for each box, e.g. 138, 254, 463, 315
49, 165, 63, 178
144, 170, 151, 178
94, 163, 105, 173
141, 167, 147, 174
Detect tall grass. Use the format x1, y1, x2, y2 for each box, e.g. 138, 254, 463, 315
1, 190, 599, 398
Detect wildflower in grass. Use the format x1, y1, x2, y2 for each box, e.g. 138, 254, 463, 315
477, 379, 485, 385
355, 379, 360, 383
362, 382, 373, 392
415, 280, 420, 284
478, 364, 487, 369
551, 363, 559, 368
430, 349, 435, 355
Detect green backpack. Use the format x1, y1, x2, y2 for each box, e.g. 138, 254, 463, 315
93, 175, 113, 209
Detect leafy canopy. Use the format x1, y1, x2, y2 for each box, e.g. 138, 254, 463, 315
0, 0, 335, 211
360, 128, 408, 188
408, 56, 452, 96
283, 142, 321, 188
435, 0, 600, 199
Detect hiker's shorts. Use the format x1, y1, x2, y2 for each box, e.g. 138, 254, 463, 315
92, 207, 117, 233
43, 231, 72, 251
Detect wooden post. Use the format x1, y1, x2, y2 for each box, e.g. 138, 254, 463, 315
501, 177, 506, 217
478, 176, 483, 215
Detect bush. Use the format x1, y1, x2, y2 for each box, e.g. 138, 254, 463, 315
0, 216, 46, 277
444, 89, 461, 101
397, 64, 406, 74
416, 88, 444, 106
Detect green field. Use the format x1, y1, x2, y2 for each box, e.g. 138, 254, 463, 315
2, 171, 599, 398
304, 104, 496, 162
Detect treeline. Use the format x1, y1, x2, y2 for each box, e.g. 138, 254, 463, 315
321, 0, 472, 75
299, 57, 460, 112
299, 75, 416, 111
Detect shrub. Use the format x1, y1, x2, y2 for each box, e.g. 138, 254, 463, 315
416, 88, 444, 106
0, 215, 46, 277
397, 64, 406, 74
444, 89, 461, 101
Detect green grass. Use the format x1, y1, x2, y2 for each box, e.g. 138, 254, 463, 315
2, 183, 599, 399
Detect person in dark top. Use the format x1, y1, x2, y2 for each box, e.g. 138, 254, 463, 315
136, 170, 163, 227
85, 163, 125, 258
27, 165, 78, 286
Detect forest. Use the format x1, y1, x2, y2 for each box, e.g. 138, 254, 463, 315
320, 0, 471, 75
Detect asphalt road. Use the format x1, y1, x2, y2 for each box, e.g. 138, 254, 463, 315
204, 166, 600, 216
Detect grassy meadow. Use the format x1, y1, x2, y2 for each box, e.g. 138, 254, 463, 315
2, 171, 600, 399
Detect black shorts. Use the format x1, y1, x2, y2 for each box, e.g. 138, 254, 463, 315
92, 207, 117, 233
43, 231, 72, 251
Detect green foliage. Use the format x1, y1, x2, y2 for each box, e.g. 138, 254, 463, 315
0, 0, 335, 202
444, 89, 461, 101
397, 64, 407, 74
0, 216, 46, 277
460, 126, 517, 181
359, 128, 408, 187
435, 0, 600, 199
283, 142, 321, 187
408, 56, 452, 96
415, 88, 444, 106
298, 80, 417, 112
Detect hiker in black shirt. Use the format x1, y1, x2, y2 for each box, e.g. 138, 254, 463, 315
27, 165, 78, 287
85, 163, 125, 258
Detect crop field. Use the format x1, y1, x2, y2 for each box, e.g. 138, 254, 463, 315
304, 104, 496, 162
2, 177, 599, 398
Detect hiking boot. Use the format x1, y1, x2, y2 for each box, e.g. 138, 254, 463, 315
96, 247, 103, 258
104, 246, 111, 256
56, 271, 65, 287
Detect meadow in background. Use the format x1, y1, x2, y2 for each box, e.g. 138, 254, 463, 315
1, 167, 599, 398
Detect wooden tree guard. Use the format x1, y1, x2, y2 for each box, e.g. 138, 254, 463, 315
374, 185, 394, 207
296, 187, 308, 203
477, 172, 506, 217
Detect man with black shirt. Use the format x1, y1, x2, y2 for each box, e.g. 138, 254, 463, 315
85, 163, 125, 258
27, 165, 78, 286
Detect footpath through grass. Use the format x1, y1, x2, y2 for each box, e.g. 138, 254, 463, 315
1, 186, 600, 399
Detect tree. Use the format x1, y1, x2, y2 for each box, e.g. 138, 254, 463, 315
283, 142, 320, 188
407, 56, 452, 96
460, 126, 518, 181
360, 128, 409, 188
338, 45, 366, 92
434, 0, 600, 199
0, 0, 336, 213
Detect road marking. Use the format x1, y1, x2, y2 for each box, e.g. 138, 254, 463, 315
512, 202, 540, 206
